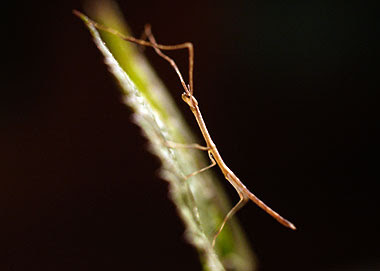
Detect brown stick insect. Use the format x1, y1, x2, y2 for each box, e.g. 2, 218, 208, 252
73, 10, 296, 247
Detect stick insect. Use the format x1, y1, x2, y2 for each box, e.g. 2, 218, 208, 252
74, 10, 296, 247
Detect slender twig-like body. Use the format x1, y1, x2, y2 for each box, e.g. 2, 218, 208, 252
74, 10, 296, 247
182, 91, 296, 246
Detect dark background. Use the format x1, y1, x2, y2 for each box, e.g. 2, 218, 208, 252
2, 0, 378, 270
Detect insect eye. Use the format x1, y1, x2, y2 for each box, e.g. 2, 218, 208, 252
181, 92, 191, 101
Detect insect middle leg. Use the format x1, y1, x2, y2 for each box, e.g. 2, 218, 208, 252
165, 141, 216, 180
185, 151, 216, 180
164, 140, 209, 151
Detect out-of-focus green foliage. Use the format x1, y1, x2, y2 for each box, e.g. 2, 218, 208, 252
74, 2, 256, 270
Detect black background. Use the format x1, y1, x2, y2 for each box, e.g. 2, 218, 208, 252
2, 0, 379, 270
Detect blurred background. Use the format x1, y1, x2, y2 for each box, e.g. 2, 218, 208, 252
2, 0, 378, 270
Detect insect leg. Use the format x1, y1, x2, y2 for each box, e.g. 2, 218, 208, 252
185, 151, 216, 180
141, 24, 194, 94
75, 11, 194, 95
164, 140, 209, 151
212, 193, 249, 247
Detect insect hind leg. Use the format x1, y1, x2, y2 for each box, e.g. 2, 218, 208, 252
212, 194, 249, 247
